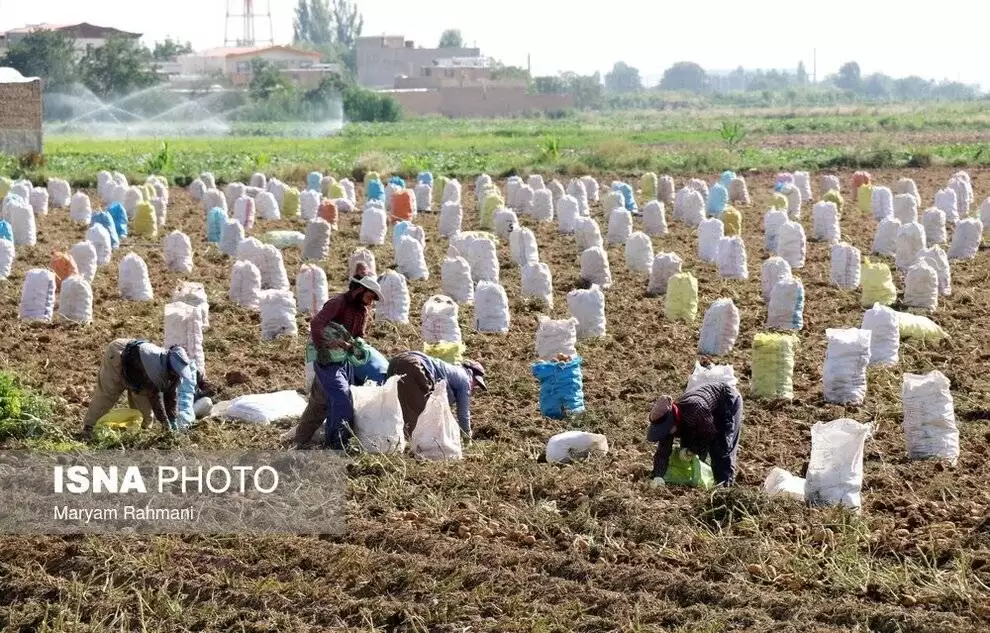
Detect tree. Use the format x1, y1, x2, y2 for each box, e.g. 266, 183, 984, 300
835, 61, 862, 92
78, 35, 160, 99
438, 29, 463, 48
561, 71, 603, 109
249, 58, 292, 100
490, 63, 529, 81
863, 73, 892, 99
532, 75, 567, 94
292, 0, 363, 73
2, 30, 78, 93
659, 61, 709, 93
152, 38, 193, 61
604, 61, 642, 93
796, 61, 808, 85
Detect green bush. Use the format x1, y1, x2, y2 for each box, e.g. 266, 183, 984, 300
342, 86, 401, 123
0, 372, 55, 442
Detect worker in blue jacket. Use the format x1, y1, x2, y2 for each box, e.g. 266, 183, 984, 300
386, 351, 487, 438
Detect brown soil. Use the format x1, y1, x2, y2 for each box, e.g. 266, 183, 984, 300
1, 168, 988, 632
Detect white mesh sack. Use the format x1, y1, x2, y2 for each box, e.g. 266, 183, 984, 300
602, 191, 624, 215
527, 174, 545, 192
152, 198, 167, 227
903, 260, 938, 311
118, 253, 153, 301
514, 185, 534, 214
823, 328, 871, 405
348, 248, 377, 278
378, 270, 411, 323
443, 179, 461, 204
567, 285, 606, 339
606, 208, 633, 246
948, 175, 972, 216
793, 171, 812, 202
547, 179, 565, 205
253, 191, 279, 221
0, 238, 12, 279
871, 217, 901, 257
922, 208, 947, 246
19, 268, 55, 322
532, 189, 553, 222
676, 188, 705, 227
250, 172, 267, 189
902, 371, 958, 465
895, 222, 927, 271
763, 208, 788, 252
782, 184, 802, 219
581, 175, 600, 203
947, 218, 982, 260
340, 178, 356, 202
298, 190, 320, 221
97, 171, 115, 201
163, 231, 194, 273
686, 178, 709, 202
9, 197, 36, 246
47, 178, 70, 208
474, 281, 509, 333
58, 275, 92, 324
224, 182, 246, 209
556, 195, 580, 234
658, 175, 676, 205
202, 188, 227, 214
259, 289, 298, 341
65, 242, 96, 284
642, 200, 668, 237
521, 261, 553, 307
414, 184, 432, 213
493, 208, 518, 241
580, 246, 612, 288
467, 238, 499, 283
69, 192, 92, 224
86, 225, 113, 267
811, 201, 840, 243
871, 186, 893, 221
510, 226, 539, 268
686, 362, 738, 391
259, 244, 290, 291
860, 303, 899, 367
566, 179, 589, 215
830, 242, 861, 290
894, 194, 918, 224
359, 205, 387, 246
220, 218, 245, 258
647, 252, 682, 295
439, 202, 463, 237
697, 217, 723, 264
422, 295, 462, 344
716, 236, 748, 280
767, 276, 804, 330
302, 218, 332, 262
441, 246, 474, 304
805, 418, 872, 510
30, 187, 48, 216
729, 177, 750, 206
698, 298, 740, 356
894, 178, 920, 203
777, 221, 806, 269
918, 246, 951, 297
123, 186, 143, 218
295, 263, 329, 316
230, 260, 262, 309
760, 257, 792, 304
574, 217, 603, 252
165, 302, 207, 377
170, 281, 210, 331
625, 231, 654, 276
535, 316, 577, 360
505, 177, 521, 209
934, 188, 958, 223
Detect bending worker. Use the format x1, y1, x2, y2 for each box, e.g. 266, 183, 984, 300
309, 275, 382, 451
647, 381, 743, 487
82, 339, 197, 437
386, 351, 487, 439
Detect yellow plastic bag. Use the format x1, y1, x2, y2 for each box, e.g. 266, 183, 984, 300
897, 312, 947, 341
328, 182, 345, 200
722, 206, 742, 237
96, 408, 143, 431
751, 333, 798, 400
130, 201, 158, 238
857, 184, 874, 214
824, 190, 844, 213
861, 258, 897, 307
641, 172, 658, 201
282, 187, 301, 217
771, 193, 788, 210
423, 341, 466, 364
664, 272, 698, 322
481, 192, 503, 230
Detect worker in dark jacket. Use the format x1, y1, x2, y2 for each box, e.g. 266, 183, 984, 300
646, 382, 743, 486
309, 275, 381, 450
386, 351, 486, 438
82, 339, 198, 437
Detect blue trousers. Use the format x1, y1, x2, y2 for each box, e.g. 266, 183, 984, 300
314, 361, 354, 450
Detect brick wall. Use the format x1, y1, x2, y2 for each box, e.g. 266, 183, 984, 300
0, 79, 42, 155
390, 86, 574, 118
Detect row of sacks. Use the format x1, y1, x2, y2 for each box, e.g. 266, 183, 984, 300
870, 216, 982, 265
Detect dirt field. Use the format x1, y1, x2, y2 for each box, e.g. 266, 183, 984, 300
1, 168, 989, 632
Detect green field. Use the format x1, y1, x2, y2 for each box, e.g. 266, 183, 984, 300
28, 103, 990, 186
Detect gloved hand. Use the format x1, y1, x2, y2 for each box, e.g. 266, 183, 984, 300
679, 448, 695, 461
650, 476, 666, 488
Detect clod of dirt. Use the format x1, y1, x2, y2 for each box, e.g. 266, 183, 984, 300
521, 535, 536, 546
901, 595, 918, 607
225, 370, 250, 386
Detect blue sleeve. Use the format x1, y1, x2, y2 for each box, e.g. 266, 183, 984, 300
451, 371, 471, 435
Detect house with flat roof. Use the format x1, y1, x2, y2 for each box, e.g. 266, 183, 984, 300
0, 22, 141, 57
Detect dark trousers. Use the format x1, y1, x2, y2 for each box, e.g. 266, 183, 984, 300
708, 390, 743, 485
386, 353, 433, 436
314, 361, 354, 450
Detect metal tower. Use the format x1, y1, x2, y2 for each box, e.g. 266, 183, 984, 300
224, 0, 274, 47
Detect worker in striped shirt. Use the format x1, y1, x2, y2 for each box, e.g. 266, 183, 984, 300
646, 381, 743, 486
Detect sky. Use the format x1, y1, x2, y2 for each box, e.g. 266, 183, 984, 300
0, 0, 985, 88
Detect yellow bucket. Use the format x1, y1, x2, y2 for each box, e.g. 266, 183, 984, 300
96, 408, 143, 431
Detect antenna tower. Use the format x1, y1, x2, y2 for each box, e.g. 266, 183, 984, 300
224, 0, 274, 47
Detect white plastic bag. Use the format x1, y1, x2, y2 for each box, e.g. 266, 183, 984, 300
19, 268, 55, 322
606, 208, 632, 246
546, 430, 609, 464
118, 253, 153, 301
767, 276, 804, 330
69, 192, 92, 224
421, 295, 462, 344
521, 261, 553, 307
811, 201, 840, 243
164, 302, 207, 377
729, 177, 750, 206
494, 208, 518, 241
259, 244, 290, 291
467, 238, 499, 283
763, 208, 788, 253
510, 226, 539, 268
566, 179, 589, 216
352, 375, 406, 453
716, 236, 748, 280
860, 303, 899, 367
823, 328, 871, 405
820, 175, 840, 195
442, 179, 461, 205
219, 217, 244, 258
441, 246, 474, 304
676, 188, 705, 227
567, 285, 606, 339
830, 242, 861, 290
947, 218, 982, 260
302, 218, 332, 262
580, 246, 612, 288
348, 248, 377, 278
69, 241, 97, 282
171, 281, 210, 329
295, 263, 329, 316
793, 171, 812, 203
934, 188, 958, 223
871, 186, 893, 220
9, 197, 36, 246
642, 200, 668, 237
359, 205, 387, 245
918, 246, 951, 297
871, 217, 901, 257
556, 195, 580, 234
234, 195, 257, 230
378, 269, 411, 323
0, 238, 12, 279
686, 362, 738, 391
396, 234, 429, 281
763, 468, 806, 502
581, 175, 600, 203
625, 232, 654, 276
30, 187, 48, 216
698, 298, 740, 356
761, 257, 792, 304
227, 391, 307, 425
47, 178, 71, 208
474, 280, 510, 333
805, 418, 872, 510
58, 275, 92, 324
574, 217, 603, 252
259, 289, 297, 340
230, 260, 262, 309
163, 231, 194, 273
922, 208, 947, 246
902, 371, 958, 465
949, 174, 972, 216
895, 222, 927, 272
439, 202, 463, 237
532, 189, 553, 222
414, 183, 432, 213
903, 260, 938, 311
894, 193, 918, 224
647, 252, 682, 295
697, 218, 723, 264
535, 316, 578, 360
777, 221, 806, 269
410, 379, 463, 460
658, 175, 676, 205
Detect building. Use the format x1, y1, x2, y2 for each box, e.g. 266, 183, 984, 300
176, 45, 339, 89
356, 35, 480, 88
0, 67, 42, 155
0, 23, 141, 58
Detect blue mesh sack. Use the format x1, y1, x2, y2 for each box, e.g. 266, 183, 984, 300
612, 182, 638, 212
108, 202, 128, 239
392, 220, 412, 248
353, 344, 388, 385
707, 184, 728, 217
206, 207, 226, 243
175, 361, 198, 431
388, 176, 406, 188
307, 171, 323, 192
532, 357, 586, 419
366, 179, 385, 202
0, 219, 11, 242
719, 171, 736, 188
90, 211, 120, 248
417, 171, 433, 186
